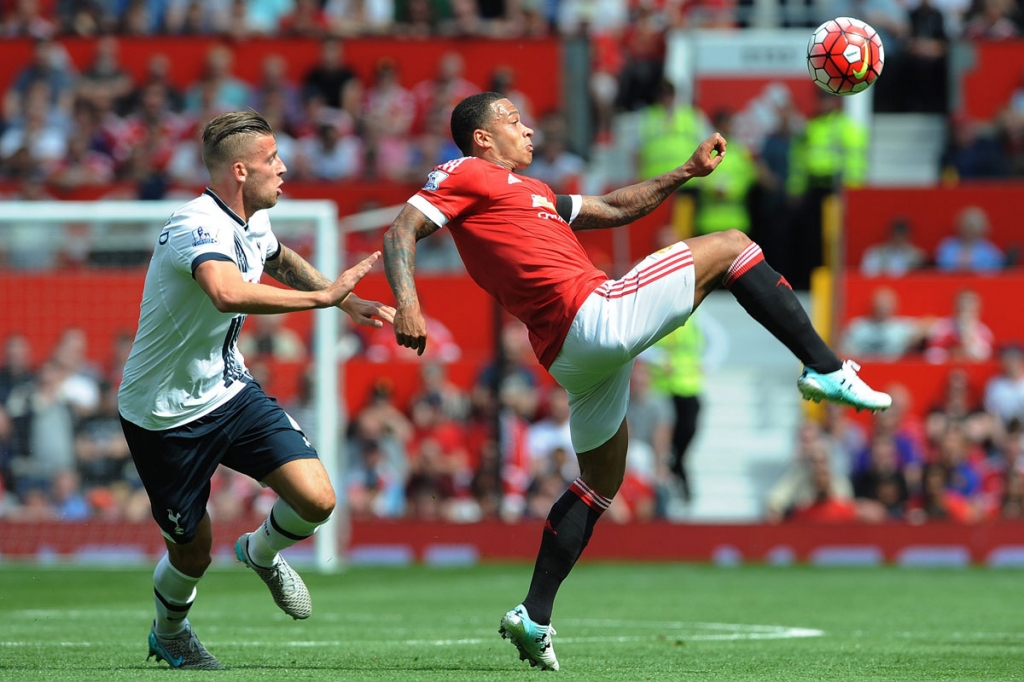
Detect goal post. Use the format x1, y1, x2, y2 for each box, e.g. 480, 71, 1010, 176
0, 199, 348, 573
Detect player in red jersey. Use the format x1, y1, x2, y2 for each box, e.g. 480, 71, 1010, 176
382, 92, 891, 671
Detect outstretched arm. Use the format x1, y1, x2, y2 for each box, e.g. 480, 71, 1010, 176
263, 244, 395, 327
382, 204, 442, 356
571, 133, 727, 231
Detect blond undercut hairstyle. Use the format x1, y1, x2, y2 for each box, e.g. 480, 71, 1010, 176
201, 110, 274, 173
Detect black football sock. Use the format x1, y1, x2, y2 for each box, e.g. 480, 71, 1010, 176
521, 478, 610, 626
723, 242, 841, 373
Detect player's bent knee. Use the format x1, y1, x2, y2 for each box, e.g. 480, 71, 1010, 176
717, 228, 753, 258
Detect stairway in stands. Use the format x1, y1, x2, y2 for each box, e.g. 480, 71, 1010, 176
867, 113, 947, 186
665, 291, 805, 521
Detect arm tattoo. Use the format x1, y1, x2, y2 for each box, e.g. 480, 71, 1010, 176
383, 207, 441, 307
572, 169, 688, 231
264, 245, 332, 291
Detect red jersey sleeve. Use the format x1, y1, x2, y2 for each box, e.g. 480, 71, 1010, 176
407, 157, 489, 227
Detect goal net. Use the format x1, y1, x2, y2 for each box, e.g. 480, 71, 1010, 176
0, 198, 401, 573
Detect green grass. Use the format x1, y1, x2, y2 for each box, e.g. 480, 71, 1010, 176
1, 562, 1023, 681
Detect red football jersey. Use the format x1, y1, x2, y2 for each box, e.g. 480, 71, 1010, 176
409, 157, 608, 368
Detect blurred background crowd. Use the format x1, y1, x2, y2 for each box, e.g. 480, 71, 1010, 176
0, 0, 1022, 528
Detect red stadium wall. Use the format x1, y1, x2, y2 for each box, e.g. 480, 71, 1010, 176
960, 40, 1024, 122
842, 185, 1024, 268
0, 36, 562, 122
3, 520, 1024, 566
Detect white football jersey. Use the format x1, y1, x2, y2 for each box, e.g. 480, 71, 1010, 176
118, 189, 281, 430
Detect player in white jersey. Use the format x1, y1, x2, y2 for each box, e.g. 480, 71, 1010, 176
118, 111, 394, 670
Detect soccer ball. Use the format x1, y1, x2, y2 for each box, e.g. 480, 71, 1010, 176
807, 17, 884, 96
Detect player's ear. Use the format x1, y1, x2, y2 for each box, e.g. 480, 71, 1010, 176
473, 128, 491, 150
232, 161, 248, 183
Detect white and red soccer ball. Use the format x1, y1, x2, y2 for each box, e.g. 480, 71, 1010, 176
807, 17, 885, 96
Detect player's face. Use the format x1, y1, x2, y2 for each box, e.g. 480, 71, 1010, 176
484, 98, 534, 170
243, 134, 287, 211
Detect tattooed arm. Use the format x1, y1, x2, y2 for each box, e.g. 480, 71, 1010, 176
571, 133, 728, 231
263, 244, 395, 327
382, 205, 442, 355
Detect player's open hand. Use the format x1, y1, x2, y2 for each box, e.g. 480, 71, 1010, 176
684, 133, 727, 178
340, 293, 396, 328
322, 252, 379, 308
394, 303, 428, 356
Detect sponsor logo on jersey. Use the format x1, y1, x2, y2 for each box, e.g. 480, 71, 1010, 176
191, 227, 217, 246
423, 170, 450, 191
531, 194, 557, 213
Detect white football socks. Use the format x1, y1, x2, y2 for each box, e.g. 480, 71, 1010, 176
153, 554, 199, 636
246, 498, 325, 568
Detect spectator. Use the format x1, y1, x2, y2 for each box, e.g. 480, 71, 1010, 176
298, 109, 363, 180
624, 360, 674, 510
1, 0, 56, 38
852, 434, 910, 521
251, 53, 303, 128
636, 79, 709, 181
122, 53, 183, 115
980, 418, 1024, 518
899, 0, 949, 114
407, 105, 463, 179
840, 286, 929, 360
693, 109, 758, 236
934, 206, 1005, 272
360, 58, 416, 181
940, 114, 1010, 180
924, 289, 995, 362
73, 381, 132, 490
859, 217, 927, 277
488, 66, 534, 127
410, 361, 469, 422
242, 0, 297, 34
237, 314, 308, 362
183, 44, 253, 115
4, 38, 76, 121
765, 421, 854, 522
164, 0, 232, 35
77, 36, 134, 114
411, 51, 479, 135
302, 38, 359, 114
325, 0, 396, 35
615, 0, 666, 112
50, 328, 101, 420
346, 438, 406, 518
984, 343, 1024, 428
0, 334, 34, 405
526, 387, 577, 483
6, 360, 77, 498
393, 0, 451, 37
906, 462, 979, 523
961, 0, 1020, 39
785, 448, 859, 523
1, 80, 68, 179
279, 0, 330, 36
521, 112, 587, 194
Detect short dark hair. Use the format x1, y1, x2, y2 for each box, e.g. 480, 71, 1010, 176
201, 110, 274, 172
450, 92, 506, 156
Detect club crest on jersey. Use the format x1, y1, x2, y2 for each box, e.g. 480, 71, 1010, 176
191, 227, 217, 246
531, 194, 557, 213
423, 170, 449, 191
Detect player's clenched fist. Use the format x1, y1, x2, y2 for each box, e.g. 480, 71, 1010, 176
683, 133, 728, 178
394, 303, 428, 356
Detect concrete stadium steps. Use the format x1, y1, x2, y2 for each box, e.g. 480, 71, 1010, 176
868, 113, 946, 186
663, 291, 806, 521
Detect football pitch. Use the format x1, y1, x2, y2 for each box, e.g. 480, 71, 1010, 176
1, 562, 1021, 681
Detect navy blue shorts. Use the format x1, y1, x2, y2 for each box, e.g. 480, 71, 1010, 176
120, 381, 318, 544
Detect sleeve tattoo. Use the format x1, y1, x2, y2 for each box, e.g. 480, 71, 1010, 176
383, 208, 441, 307
263, 245, 332, 291
571, 172, 686, 231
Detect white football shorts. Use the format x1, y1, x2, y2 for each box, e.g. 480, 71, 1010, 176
549, 241, 696, 453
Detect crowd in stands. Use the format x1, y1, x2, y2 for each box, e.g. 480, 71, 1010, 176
0, 319, 677, 524
766, 355, 1024, 524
